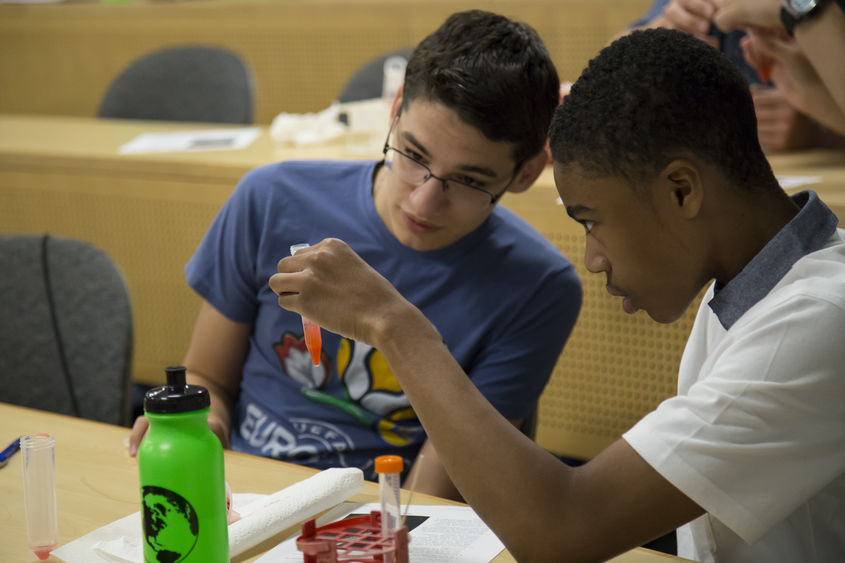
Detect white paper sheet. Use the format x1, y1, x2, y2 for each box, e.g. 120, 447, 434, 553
52, 493, 262, 563
117, 127, 260, 154
255, 502, 505, 563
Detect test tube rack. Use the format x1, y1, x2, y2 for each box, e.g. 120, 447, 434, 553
296, 510, 409, 563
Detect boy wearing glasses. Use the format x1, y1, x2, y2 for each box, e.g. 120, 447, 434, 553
129, 10, 581, 500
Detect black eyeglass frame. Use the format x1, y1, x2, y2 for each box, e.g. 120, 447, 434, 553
381, 115, 519, 206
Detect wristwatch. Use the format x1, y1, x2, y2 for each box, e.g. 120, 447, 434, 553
780, 0, 828, 36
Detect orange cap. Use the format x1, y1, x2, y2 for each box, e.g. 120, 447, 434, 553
374, 455, 403, 474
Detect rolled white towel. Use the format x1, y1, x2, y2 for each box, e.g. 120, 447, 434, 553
228, 467, 364, 557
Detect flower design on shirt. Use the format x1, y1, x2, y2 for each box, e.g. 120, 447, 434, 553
274, 332, 330, 389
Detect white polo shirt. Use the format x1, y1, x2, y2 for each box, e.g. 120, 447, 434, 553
624, 191, 845, 562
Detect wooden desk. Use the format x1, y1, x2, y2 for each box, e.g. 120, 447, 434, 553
2, 114, 843, 459
0, 403, 686, 563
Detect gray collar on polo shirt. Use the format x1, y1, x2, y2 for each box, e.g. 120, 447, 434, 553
709, 190, 839, 330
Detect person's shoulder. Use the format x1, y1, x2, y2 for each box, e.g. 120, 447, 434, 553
243, 159, 371, 183
492, 206, 574, 265
236, 159, 374, 200
795, 229, 845, 276
770, 230, 845, 309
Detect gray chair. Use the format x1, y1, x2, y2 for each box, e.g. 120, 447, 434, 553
98, 45, 254, 124
0, 235, 133, 426
338, 48, 413, 103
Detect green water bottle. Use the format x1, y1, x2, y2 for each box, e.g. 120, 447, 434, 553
137, 366, 228, 562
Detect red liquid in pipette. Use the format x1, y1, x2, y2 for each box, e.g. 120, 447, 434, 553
290, 243, 322, 366
758, 61, 772, 83
303, 318, 322, 366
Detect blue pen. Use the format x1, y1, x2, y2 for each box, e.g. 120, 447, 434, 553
0, 437, 20, 468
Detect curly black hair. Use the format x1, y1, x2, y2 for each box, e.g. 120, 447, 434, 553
549, 28, 778, 192
403, 10, 560, 168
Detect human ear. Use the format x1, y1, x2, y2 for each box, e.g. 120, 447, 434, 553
506, 150, 549, 194
661, 159, 704, 219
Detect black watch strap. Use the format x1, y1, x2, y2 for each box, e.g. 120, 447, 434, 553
780, 5, 799, 36
781, 0, 832, 36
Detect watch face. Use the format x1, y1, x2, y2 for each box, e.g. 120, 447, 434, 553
788, 0, 819, 14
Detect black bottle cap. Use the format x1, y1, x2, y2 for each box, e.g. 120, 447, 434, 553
143, 366, 211, 414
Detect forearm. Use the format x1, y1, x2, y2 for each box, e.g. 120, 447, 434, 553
795, 1, 845, 118
786, 68, 845, 135
180, 301, 251, 446
404, 440, 464, 502
186, 368, 236, 432
372, 306, 584, 560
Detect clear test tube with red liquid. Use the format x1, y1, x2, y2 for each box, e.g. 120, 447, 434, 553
290, 243, 322, 366
21, 434, 59, 560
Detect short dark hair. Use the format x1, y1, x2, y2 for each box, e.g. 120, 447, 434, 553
403, 10, 559, 168
549, 28, 779, 192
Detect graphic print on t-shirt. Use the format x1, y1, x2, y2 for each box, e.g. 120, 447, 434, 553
274, 331, 421, 447
274, 331, 331, 389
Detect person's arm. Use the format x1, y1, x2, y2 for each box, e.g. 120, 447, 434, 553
406, 439, 463, 502
715, 0, 845, 120
372, 306, 702, 561
129, 300, 251, 454
741, 31, 845, 135
793, 0, 845, 117
270, 239, 704, 560
405, 416, 525, 502
183, 300, 252, 446
750, 84, 837, 151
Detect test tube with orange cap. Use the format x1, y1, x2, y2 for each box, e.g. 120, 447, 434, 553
375, 454, 403, 556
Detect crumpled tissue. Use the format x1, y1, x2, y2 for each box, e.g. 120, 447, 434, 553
269, 102, 347, 146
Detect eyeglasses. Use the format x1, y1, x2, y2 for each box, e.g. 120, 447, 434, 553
382, 117, 516, 208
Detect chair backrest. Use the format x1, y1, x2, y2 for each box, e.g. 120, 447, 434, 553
0, 234, 133, 426
98, 45, 254, 124
338, 48, 413, 103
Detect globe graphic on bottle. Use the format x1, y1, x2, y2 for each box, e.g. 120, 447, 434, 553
141, 486, 199, 562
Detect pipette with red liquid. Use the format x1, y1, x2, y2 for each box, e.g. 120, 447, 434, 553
290, 243, 322, 366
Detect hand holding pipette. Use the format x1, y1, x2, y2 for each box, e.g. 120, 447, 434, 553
290, 243, 322, 366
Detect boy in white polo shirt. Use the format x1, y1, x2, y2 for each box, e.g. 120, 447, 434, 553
270, 28, 845, 561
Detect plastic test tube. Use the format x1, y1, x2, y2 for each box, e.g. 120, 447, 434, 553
375, 454, 403, 559
290, 243, 322, 366
21, 434, 59, 561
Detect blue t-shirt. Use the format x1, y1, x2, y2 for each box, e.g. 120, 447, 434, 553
186, 159, 582, 479
632, 0, 764, 85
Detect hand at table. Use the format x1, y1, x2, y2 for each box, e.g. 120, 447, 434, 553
269, 238, 432, 349
127, 412, 231, 457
